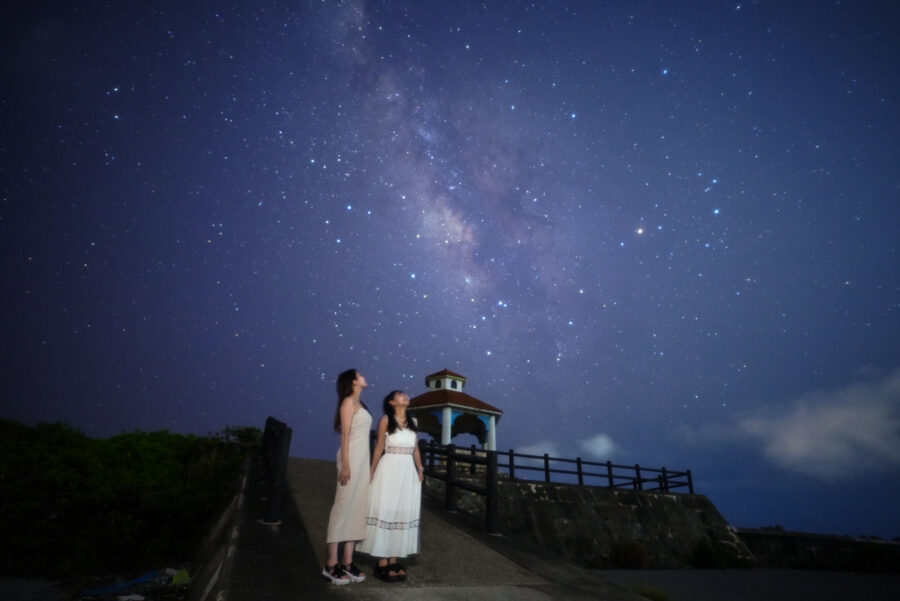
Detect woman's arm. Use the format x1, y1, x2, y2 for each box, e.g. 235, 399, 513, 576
369, 416, 388, 480
412, 437, 424, 483
337, 398, 355, 485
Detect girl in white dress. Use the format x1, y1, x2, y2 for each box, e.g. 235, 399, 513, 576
358, 390, 424, 582
322, 368, 372, 585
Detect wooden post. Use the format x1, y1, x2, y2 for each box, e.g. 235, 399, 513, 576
485, 450, 499, 534
661, 467, 669, 492
687, 469, 694, 494
606, 461, 614, 488
576, 457, 584, 486
543, 453, 551, 483
508, 449, 516, 480
634, 464, 643, 490
470, 444, 477, 474
262, 418, 292, 524
445, 444, 456, 511
421, 440, 427, 469
432, 440, 439, 469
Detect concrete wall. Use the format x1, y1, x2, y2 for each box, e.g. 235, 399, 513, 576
186, 459, 249, 601
425, 474, 753, 569
737, 528, 900, 574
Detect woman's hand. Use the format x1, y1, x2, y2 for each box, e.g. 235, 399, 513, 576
416, 465, 424, 483
339, 466, 351, 485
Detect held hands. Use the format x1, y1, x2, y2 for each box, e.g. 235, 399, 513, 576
339, 466, 351, 486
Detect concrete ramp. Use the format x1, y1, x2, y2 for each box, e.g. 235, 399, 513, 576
287, 457, 643, 600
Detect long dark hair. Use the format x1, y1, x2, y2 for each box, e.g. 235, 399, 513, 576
333, 368, 367, 432
383, 390, 417, 435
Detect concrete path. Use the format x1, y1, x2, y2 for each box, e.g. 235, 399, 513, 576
286, 457, 644, 600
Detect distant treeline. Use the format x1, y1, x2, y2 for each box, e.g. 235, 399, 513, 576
0, 419, 260, 578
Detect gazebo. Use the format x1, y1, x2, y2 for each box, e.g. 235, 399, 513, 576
407, 369, 503, 451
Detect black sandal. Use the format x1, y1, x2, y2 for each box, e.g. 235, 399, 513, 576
374, 563, 400, 583
389, 562, 407, 581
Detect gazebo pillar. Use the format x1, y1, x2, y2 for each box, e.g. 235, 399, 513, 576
441, 406, 452, 445
487, 415, 496, 451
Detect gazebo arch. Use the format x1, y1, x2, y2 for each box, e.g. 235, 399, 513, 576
407, 369, 502, 450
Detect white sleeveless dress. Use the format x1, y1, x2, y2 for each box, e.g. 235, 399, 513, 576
325, 407, 372, 543
358, 427, 421, 558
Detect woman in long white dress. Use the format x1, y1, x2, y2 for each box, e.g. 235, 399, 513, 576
358, 390, 424, 582
322, 368, 372, 585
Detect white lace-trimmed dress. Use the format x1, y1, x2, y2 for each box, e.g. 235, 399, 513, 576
358, 427, 421, 558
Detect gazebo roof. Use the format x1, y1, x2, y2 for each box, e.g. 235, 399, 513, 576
409, 389, 503, 416
425, 368, 467, 382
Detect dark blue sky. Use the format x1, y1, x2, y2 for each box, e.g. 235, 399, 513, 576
2, 1, 898, 538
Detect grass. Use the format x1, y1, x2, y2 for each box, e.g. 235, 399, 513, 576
0, 418, 260, 578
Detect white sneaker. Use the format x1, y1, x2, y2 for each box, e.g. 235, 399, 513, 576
342, 563, 366, 583
322, 564, 350, 585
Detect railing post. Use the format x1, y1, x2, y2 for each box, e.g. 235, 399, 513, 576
661, 467, 669, 492
543, 453, 551, 483
687, 469, 694, 494
634, 464, 643, 490
606, 461, 614, 488
576, 457, 584, 486
428, 440, 436, 470
485, 450, 499, 534
470, 444, 477, 474
445, 444, 456, 511
418, 440, 428, 470
508, 449, 516, 480
261, 417, 292, 525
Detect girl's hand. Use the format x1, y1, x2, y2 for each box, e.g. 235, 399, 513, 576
339, 467, 351, 485
416, 465, 424, 483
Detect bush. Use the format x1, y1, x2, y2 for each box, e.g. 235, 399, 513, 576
0, 419, 260, 577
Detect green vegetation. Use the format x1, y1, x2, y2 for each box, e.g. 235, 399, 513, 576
0, 419, 260, 577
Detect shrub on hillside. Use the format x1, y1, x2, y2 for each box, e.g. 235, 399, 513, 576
0, 419, 260, 577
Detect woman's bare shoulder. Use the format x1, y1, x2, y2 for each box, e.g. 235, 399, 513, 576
339, 396, 358, 414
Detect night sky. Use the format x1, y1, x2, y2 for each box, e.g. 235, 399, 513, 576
2, 1, 898, 539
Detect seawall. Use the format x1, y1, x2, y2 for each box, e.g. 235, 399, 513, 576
497, 480, 753, 569
186, 458, 249, 601
425, 474, 753, 569
424, 472, 900, 573
737, 527, 900, 574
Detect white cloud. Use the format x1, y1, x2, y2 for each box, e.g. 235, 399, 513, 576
578, 433, 619, 459
737, 370, 900, 480
515, 434, 618, 462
